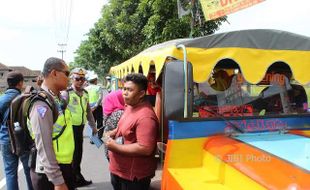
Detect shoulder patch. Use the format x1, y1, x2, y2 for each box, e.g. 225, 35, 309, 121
36, 105, 48, 118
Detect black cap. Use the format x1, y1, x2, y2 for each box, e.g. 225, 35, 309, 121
7, 71, 24, 87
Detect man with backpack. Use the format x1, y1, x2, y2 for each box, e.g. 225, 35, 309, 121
0, 71, 33, 190
28, 57, 75, 190
62, 68, 97, 187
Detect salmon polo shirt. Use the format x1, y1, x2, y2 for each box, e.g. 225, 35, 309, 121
109, 101, 159, 180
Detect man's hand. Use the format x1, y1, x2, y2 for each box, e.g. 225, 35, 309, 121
91, 104, 98, 112
105, 138, 117, 150
92, 127, 98, 135
105, 129, 117, 139
54, 183, 68, 190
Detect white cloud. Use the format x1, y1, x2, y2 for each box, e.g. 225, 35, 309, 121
0, 0, 309, 71
0, 27, 21, 41
0, 0, 52, 26
217, 0, 310, 37
0, 0, 107, 70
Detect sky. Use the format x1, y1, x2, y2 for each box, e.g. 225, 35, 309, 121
0, 0, 107, 71
0, 0, 309, 71
216, 0, 310, 36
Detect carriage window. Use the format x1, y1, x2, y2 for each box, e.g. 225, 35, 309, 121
193, 68, 309, 118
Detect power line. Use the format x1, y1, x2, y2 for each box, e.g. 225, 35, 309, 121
52, 0, 73, 59
57, 43, 67, 59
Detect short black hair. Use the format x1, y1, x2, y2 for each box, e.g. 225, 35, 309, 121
42, 57, 65, 77
7, 71, 24, 87
267, 62, 292, 79
124, 73, 148, 91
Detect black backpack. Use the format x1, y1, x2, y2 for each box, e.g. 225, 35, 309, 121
8, 86, 59, 156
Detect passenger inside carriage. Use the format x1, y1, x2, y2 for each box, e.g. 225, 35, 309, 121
255, 64, 308, 115
195, 69, 246, 117
195, 66, 260, 118
147, 72, 161, 96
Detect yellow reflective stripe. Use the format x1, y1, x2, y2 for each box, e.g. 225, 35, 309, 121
53, 123, 63, 134
67, 105, 77, 113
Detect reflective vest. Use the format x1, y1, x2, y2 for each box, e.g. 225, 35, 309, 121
67, 89, 89, 126
85, 84, 101, 108
28, 106, 74, 164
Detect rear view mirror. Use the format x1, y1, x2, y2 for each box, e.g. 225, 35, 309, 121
163, 60, 193, 120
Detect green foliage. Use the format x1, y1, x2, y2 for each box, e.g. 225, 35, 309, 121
72, 0, 227, 77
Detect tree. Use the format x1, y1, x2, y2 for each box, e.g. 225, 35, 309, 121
72, 0, 227, 77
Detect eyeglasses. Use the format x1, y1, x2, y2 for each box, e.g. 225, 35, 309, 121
74, 77, 86, 82
56, 70, 70, 77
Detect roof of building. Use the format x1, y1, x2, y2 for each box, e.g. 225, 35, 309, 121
32, 70, 42, 76
9, 66, 39, 77
0, 63, 10, 70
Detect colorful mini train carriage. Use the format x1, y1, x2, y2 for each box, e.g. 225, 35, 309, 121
110, 29, 310, 190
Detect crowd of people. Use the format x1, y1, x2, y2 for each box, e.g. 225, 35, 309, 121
0, 57, 159, 190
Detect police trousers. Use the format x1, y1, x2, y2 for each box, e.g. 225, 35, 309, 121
30, 164, 74, 190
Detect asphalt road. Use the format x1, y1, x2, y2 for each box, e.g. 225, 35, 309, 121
0, 135, 162, 190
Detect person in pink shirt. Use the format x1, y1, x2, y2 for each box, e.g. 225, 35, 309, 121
102, 89, 125, 160
105, 73, 159, 190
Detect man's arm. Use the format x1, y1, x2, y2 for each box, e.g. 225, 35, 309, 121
29, 101, 65, 186
96, 86, 103, 107
106, 140, 154, 156
60, 90, 69, 104
106, 117, 158, 156
86, 103, 97, 133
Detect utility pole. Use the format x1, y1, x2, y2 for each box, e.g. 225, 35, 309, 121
57, 43, 67, 59
190, 0, 196, 38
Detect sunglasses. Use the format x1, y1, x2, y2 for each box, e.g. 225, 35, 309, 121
56, 70, 70, 77
74, 77, 86, 82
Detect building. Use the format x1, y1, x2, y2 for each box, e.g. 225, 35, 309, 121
0, 62, 41, 92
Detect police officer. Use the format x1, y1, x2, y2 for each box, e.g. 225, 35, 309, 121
62, 68, 97, 187
29, 57, 75, 190
85, 72, 104, 139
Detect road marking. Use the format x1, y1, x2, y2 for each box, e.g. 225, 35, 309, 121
0, 164, 23, 189
0, 178, 5, 190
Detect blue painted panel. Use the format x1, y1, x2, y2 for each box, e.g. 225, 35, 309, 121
235, 133, 310, 171
168, 120, 227, 140
168, 116, 310, 139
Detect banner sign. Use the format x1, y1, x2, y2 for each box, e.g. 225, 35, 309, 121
199, 0, 265, 21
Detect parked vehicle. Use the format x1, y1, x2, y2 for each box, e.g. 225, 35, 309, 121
110, 29, 310, 190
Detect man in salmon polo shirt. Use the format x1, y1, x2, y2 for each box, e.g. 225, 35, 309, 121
105, 73, 159, 190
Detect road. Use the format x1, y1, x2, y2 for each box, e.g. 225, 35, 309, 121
0, 134, 162, 190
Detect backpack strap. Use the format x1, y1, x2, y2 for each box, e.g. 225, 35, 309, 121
24, 90, 68, 141
24, 86, 34, 94
0, 108, 10, 126
83, 89, 88, 94
24, 91, 58, 124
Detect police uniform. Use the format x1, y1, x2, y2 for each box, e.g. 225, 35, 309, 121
85, 74, 104, 138
28, 84, 75, 190
62, 68, 96, 186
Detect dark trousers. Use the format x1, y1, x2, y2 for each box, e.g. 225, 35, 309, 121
93, 105, 103, 138
72, 124, 84, 181
111, 173, 151, 190
30, 164, 74, 190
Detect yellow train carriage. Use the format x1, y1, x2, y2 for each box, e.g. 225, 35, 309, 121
110, 29, 310, 190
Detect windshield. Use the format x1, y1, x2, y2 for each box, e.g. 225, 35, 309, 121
193, 65, 310, 119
